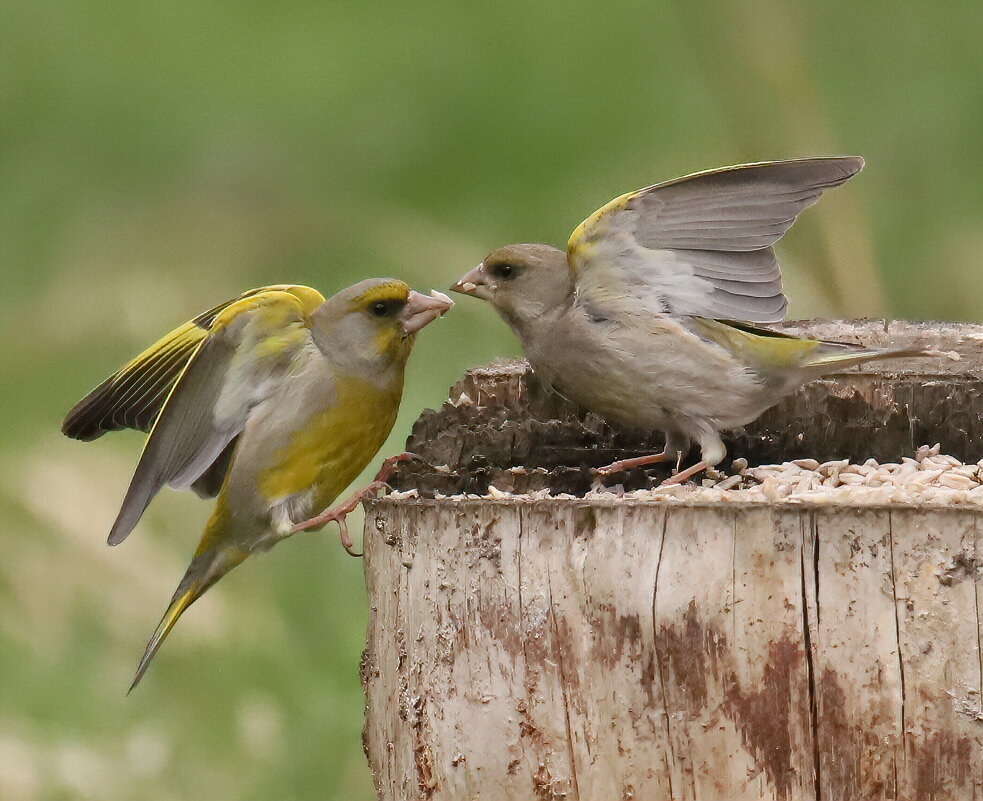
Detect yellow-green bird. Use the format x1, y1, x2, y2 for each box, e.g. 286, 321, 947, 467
452, 157, 926, 483
63, 279, 452, 690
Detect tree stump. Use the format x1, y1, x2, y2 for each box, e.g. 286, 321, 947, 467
361, 320, 983, 801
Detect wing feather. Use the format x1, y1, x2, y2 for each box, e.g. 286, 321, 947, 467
62, 284, 324, 440
568, 157, 863, 322
105, 289, 321, 545
62, 326, 206, 440
189, 437, 239, 499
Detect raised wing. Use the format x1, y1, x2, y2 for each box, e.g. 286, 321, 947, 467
106, 288, 322, 545
62, 284, 325, 441
567, 157, 864, 322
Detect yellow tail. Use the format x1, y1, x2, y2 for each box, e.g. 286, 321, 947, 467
128, 583, 200, 693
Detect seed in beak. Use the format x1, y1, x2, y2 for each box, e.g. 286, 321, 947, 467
428, 289, 454, 309
400, 289, 454, 335
450, 263, 493, 297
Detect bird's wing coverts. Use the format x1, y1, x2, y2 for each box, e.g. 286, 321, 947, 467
62, 285, 323, 440
567, 157, 863, 322
106, 288, 322, 545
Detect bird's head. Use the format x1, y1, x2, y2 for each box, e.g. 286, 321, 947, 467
314, 278, 453, 372
450, 244, 572, 332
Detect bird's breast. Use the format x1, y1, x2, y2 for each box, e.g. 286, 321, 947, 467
525, 309, 766, 431
256, 375, 402, 512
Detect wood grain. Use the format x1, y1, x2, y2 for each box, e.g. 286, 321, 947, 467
362, 501, 983, 801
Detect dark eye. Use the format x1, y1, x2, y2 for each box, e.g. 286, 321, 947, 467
490, 263, 517, 280
369, 300, 393, 317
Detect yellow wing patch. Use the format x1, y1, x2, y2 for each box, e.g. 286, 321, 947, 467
209, 291, 316, 371
566, 189, 636, 273
212, 289, 308, 331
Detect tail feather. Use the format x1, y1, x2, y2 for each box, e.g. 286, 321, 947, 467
128, 582, 201, 694
127, 540, 249, 693
803, 343, 932, 371
692, 318, 933, 374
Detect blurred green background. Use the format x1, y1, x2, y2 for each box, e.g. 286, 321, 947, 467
1, 1, 981, 799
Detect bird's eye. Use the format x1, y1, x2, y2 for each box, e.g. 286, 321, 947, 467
490, 263, 517, 280
369, 300, 392, 317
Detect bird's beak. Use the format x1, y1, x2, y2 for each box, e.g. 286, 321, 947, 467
450, 264, 493, 301
400, 290, 454, 336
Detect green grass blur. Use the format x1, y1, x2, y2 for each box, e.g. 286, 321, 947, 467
1, 1, 981, 799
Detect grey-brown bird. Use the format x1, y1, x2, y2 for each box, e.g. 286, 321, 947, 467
451, 158, 925, 483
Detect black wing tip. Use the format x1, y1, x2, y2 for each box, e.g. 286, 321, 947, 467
61, 414, 107, 441
62, 388, 119, 441
62, 393, 159, 440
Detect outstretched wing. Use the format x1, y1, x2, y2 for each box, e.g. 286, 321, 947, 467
62, 284, 325, 441
106, 288, 322, 545
567, 157, 864, 322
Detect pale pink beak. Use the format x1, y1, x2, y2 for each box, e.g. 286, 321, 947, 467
450, 264, 494, 301
400, 290, 454, 336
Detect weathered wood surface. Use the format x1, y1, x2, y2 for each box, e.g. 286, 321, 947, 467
361, 319, 983, 801
362, 501, 983, 801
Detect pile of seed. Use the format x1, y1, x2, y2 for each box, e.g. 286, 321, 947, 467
387, 445, 983, 507
663, 443, 983, 506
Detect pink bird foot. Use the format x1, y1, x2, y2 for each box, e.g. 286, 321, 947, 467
593, 449, 676, 476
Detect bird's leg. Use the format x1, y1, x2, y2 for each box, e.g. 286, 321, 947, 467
660, 428, 724, 486
593, 449, 673, 476
661, 460, 710, 486
289, 452, 420, 557
289, 484, 383, 556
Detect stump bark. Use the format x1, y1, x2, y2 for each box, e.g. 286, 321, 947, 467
361, 320, 983, 801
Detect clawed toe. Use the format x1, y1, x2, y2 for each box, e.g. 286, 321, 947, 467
593, 451, 673, 476
373, 451, 421, 484
591, 462, 624, 477
335, 516, 362, 557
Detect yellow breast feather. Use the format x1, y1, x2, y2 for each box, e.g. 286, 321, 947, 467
258, 375, 403, 510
